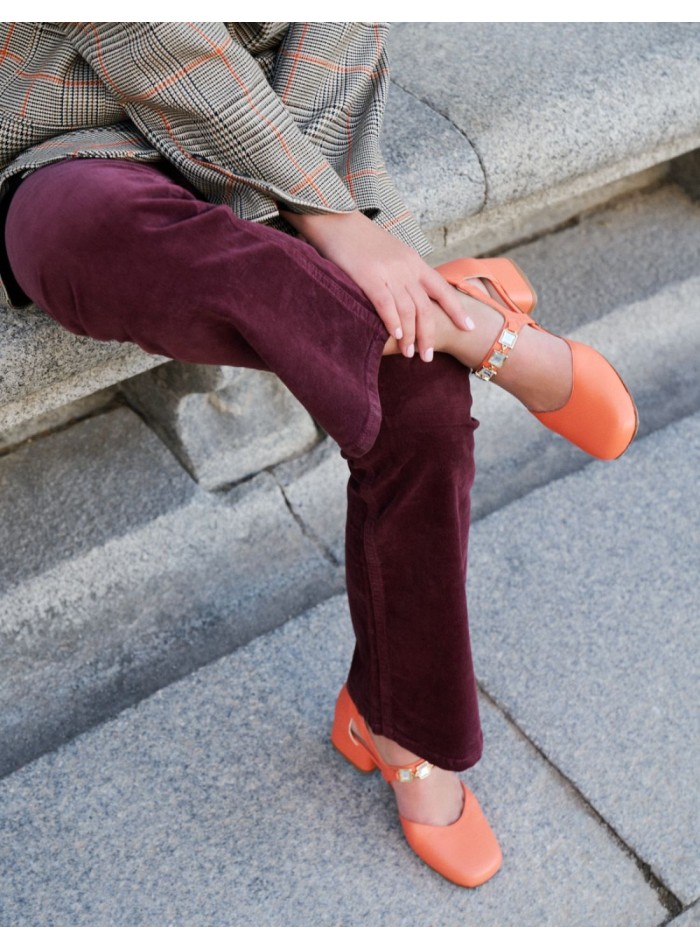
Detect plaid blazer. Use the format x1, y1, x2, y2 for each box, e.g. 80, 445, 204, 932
0, 21, 430, 308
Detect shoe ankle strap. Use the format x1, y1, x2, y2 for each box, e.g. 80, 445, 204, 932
389, 759, 435, 783
474, 308, 536, 382
349, 715, 435, 783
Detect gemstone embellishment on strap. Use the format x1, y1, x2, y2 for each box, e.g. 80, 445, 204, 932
396, 761, 434, 782
474, 326, 520, 381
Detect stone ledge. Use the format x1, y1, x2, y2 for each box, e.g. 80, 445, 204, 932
391, 22, 700, 213
382, 81, 485, 233
0, 306, 167, 431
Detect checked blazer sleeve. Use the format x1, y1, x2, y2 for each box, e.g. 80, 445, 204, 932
0, 22, 432, 307
59, 21, 360, 216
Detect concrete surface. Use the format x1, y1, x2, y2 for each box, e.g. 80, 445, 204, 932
436, 164, 669, 259
0, 596, 667, 926
0, 386, 120, 454
382, 82, 485, 232
0, 448, 342, 777
0, 406, 196, 588
391, 23, 700, 212
122, 363, 319, 490
668, 902, 700, 927
468, 411, 700, 905
0, 304, 168, 431
274, 437, 348, 566
502, 183, 700, 335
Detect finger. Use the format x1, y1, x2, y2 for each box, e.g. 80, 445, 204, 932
424, 271, 476, 331
394, 289, 416, 357
413, 291, 435, 362
368, 284, 404, 342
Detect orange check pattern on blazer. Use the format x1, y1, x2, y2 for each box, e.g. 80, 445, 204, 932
0, 21, 430, 307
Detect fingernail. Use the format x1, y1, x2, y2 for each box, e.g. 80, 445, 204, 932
406, 343, 415, 358
464, 316, 475, 330
394, 327, 403, 340
424, 347, 434, 362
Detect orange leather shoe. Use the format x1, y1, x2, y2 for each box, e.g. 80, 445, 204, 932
331, 684, 502, 888
438, 257, 537, 314
437, 258, 639, 461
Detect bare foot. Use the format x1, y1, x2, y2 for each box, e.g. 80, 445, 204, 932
383, 279, 573, 414
370, 729, 464, 827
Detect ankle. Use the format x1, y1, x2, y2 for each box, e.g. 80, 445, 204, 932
370, 728, 419, 766
368, 728, 464, 827
493, 325, 573, 412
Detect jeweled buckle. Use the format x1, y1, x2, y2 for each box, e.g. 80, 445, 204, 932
396, 761, 434, 782
474, 366, 496, 381
473, 324, 519, 381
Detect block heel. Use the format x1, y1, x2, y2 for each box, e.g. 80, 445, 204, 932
331, 685, 377, 773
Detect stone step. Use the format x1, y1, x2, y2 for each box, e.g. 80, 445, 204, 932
1, 407, 695, 923
0, 406, 342, 779
388, 22, 700, 252
467, 408, 700, 909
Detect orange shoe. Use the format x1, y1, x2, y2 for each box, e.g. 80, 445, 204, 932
439, 257, 537, 314
331, 684, 502, 888
437, 258, 639, 461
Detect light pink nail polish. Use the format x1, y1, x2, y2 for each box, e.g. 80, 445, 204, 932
424, 348, 434, 362
464, 316, 475, 330
394, 327, 403, 340
406, 343, 415, 358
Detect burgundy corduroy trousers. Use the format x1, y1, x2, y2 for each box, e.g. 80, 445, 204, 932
5, 159, 483, 770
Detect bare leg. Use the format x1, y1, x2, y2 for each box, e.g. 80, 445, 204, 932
383, 279, 573, 414
371, 730, 465, 825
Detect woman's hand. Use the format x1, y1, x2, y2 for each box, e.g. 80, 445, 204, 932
280, 209, 474, 360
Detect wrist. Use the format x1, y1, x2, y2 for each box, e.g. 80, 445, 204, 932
279, 207, 364, 244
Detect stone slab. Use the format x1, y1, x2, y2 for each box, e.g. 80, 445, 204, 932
0, 595, 664, 926
505, 183, 700, 337
382, 81, 485, 234
468, 412, 700, 905
122, 363, 318, 491
668, 902, 700, 927
274, 437, 348, 566
0, 469, 341, 778
0, 303, 168, 431
391, 23, 700, 211
0, 406, 196, 589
